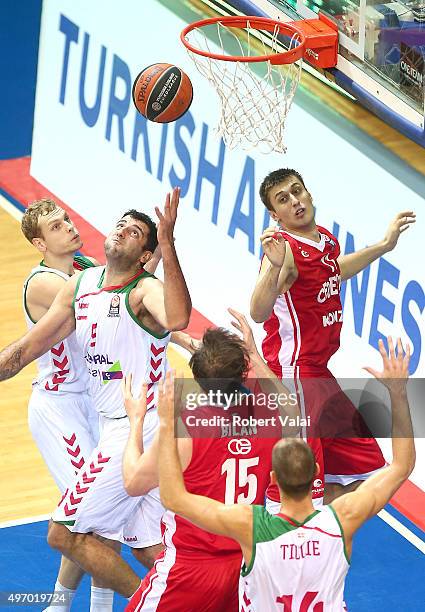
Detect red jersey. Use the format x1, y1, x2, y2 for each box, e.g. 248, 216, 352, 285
262, 226, 342, 374
161, 407, 280, 560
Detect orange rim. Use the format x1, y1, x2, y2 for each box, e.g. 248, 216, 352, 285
180, 15, 306, 65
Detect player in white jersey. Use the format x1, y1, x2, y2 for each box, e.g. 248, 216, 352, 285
21, 199, 109, 611
156, 336, 415, 611
22, 201, 99, 491
0, 187, 191, 599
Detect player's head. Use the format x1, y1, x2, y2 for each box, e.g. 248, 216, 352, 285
104, 210, 158, 268
189, 328, 250, 394
270, 439, 318, 501
21, 198, 82, 256
259, 169, 315, 232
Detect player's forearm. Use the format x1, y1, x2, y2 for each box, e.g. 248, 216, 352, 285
144, 245, 162, 275
277, 259, 298, 294
389, 387, 415, 477
338, 241, 387, 280
250, 352, 300, 423
171, 331, 197, 354
0, 336, 35, 381
158, 421, 188, 511
357, 386, 415, 515
161, 244, 191, 330
122, 416, 145, 495
250, 265, 281, 323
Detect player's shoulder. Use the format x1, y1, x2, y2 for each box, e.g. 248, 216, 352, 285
73, 254, 99, 270
26, 269, 67, 293
329, 491, 366, 527
26, 269, 77, 312
134, 271, 162, 293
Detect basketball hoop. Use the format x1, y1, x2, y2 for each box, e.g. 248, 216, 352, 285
181, 15, 338, 153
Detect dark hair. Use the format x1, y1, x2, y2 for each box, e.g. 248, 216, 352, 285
121, 210, 158, 252
259, 169, 306, 211
272, 439, 316, 499
189, 328, 250, 393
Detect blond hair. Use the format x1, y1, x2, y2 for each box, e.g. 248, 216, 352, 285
21, 198, 58, 243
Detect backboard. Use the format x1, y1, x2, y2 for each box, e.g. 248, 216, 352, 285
195, 0, 425, 147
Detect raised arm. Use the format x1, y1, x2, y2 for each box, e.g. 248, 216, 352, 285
122, 374, 160, 496
142, 188, 191, 330
332, 337, 415, 551
170, 331, 201, 354
228, 308, 300, 434
121, 372, 191, 496
143, 244, 162, 275
0, 274, 78, 381
338, 212, 415, 280
250, 228, 297, 323
158, 371, 253, 561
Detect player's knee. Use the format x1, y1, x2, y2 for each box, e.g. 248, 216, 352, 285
132, 543, 163, 570
47, 520, 72, 552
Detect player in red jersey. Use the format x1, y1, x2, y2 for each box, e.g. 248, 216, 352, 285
251, 168, 415, 505
123, 310, 297, 611
156, 337, 414, 612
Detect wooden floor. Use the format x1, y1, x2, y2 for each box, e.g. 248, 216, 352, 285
0, 204, 191, 522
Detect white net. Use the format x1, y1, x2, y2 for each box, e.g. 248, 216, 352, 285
184, 20, 303, 154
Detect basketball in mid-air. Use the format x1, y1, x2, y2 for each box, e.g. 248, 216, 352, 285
132, 63, 193, 123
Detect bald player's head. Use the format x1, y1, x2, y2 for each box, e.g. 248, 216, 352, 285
271, 439, 317, 500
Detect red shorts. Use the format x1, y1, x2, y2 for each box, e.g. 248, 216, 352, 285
267, 366, 385, 501
297, 367, 385, 481
126, 549, 241, 611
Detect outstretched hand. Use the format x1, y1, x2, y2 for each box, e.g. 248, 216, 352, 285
228, 308, 258, 357
155, 187, 180, 247
383, 211, 416, 252
122, 373, 148, 421
260, 227, 287, 268
364, 336, 410, 394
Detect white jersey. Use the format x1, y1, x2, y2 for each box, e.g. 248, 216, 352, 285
23, 260, 92, 394
73, 266, 170, 418
240, 505, 349, 612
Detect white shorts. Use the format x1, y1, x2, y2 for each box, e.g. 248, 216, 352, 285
28, 388, 99, 493
265, 495, 323, 516
121, 487, 163, 549
52, 411, 163, 548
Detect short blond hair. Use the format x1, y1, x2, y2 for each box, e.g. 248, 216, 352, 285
21, 198, 58, 243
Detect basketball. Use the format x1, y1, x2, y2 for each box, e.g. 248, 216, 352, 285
132, 63, 193, 123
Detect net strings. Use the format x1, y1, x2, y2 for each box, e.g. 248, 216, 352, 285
185, 21, 303, 153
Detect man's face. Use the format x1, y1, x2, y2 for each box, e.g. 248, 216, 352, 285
104, 215, 152, 266
267, 176, 315, 231
35, 207, 82, 255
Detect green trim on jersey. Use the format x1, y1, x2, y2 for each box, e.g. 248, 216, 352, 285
72, 269, 88, 310
242, 506, 300, 577
280, 509, 320, 527
241, 506, 322, 577
39, 256, 95, 270
74, 255, 96, 269
24, 266, 70, 324
125, 291, 169, 339
55, 519, 76, 526
96, 268, 154, 292
92, 268, 168, 338
23, 270, 42, 324
329, 504, 351, 565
